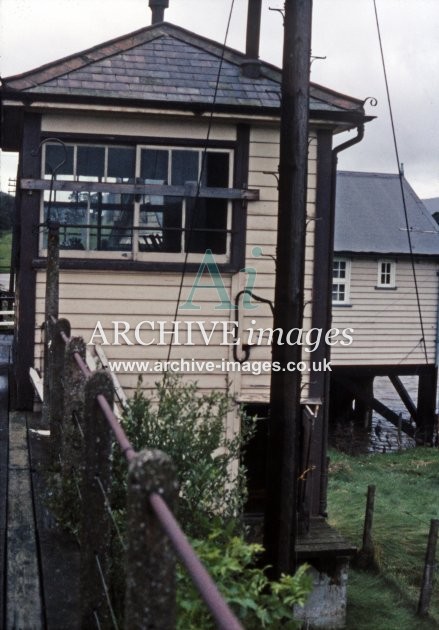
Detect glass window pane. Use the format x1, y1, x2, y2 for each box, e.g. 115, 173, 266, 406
171, 150, 198, 185
140, 149, 168, 181
204, 152, 229, 187
45, 144, 74, 176
77, 146, 105, 178
108, 147, 136, 179
185, 199, 228, 254
94, 208, 134, 251
139, 199, 182, 252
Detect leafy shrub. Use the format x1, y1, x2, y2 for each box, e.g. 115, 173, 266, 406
113, 375, 253, 539
177, 530, 312, 629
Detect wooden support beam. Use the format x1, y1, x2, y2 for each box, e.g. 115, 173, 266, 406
332, 374, 415, 437
20, 178, 259, 200
417, 368, 437, 445
389, 374, 417, 422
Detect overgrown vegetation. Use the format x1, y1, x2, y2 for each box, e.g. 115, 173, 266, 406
50, 376, 311, 627
0, 192, 14, 231
113, 378, 250, 539
113, 377, 311, 627
327, 448, 439, 629
0, 231, 12, 273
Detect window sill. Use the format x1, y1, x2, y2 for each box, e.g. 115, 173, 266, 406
33, 257, 240, 274
375, 286, 397, 290
332, 303, 352, 308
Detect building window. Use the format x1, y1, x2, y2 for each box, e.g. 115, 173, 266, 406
41, 142, 233, 263
377, 260, 396, 288
332, 258, 351, 304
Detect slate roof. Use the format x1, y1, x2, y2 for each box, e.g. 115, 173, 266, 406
1, 22, 365, 117
423, 198, 439, 215
335, 172, 439, 256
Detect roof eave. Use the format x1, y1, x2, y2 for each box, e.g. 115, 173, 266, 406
1, 89, 368, 125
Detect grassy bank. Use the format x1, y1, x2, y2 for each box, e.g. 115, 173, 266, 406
0, 231, 12, 273
327, 448, 439, 629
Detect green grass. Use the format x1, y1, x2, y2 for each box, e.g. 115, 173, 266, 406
327, 448, 439, 628
0, 231, 12, 273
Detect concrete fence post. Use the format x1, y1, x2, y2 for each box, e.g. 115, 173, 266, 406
80, 370, 114, 629
62, 337, 87, 475
50, 318, 70, 461
125, 449, 178, 630
42, 317, 53, 428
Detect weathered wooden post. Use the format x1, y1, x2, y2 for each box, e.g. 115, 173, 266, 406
357, 485, 376, 569
417, 519, 439, 617
50, 318, 70, 461
125, 449, 178, 630
80, 371, 114, 629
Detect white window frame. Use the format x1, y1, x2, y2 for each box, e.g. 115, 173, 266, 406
40, 142, 234, 264
135, 144, 233, 264
376, 259, 396, 289
332, 257, 351, 305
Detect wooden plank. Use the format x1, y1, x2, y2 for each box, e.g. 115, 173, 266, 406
29, 368, 44, 402
296, 517, 356, 559
20, 178, 259, 200
0, 365, 9, 624
94, 344, 128, 409
85, 349, 97, 372
6, 411, 43, 629
27, 412, 80, 630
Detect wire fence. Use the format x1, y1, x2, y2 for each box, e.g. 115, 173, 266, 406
339, 482, 439, 621
45, 315, 243, 630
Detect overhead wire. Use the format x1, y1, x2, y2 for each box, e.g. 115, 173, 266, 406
372, 0, 429, 364
164, 0, 236, 366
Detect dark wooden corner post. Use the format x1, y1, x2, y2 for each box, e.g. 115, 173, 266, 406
263, 0, 313, 578
15, 113, 41, 409
305, 129, 334, 518
80, 371, 114, 629
125, 449, 178, 630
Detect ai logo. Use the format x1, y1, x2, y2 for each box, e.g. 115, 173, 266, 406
179, 247, 263, 311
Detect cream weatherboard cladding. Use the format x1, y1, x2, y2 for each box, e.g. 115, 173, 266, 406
331, 258, 438, 365
33, 114, 319, 401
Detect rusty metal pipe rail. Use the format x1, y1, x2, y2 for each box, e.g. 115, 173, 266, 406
149, 491, 243, 630
57, 326, 243, 630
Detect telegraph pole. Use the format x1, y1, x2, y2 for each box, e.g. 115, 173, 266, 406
263, 0, 313, 578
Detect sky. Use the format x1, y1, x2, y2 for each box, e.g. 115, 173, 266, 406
1, 0, 438, 201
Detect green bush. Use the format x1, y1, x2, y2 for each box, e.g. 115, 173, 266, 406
49, 375, 312, 626
114, 375, 253, 539
177, 530, 311, 629
115, 376, 311, 627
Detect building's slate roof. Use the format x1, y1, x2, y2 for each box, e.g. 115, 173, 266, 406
2, 22, 365, 115
422, 198, 439, 215
335, 171, 439, 256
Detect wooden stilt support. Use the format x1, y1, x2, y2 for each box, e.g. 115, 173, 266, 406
333, 374, 415, 437
389, 374, 417, 422
417, 368, 437, 445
